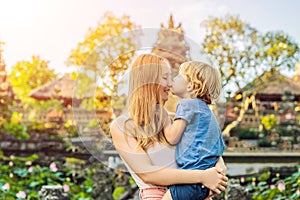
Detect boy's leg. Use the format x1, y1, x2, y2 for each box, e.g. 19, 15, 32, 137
168, 184, 209, 200
161, 190, 172, 200
204, 190, 214, 200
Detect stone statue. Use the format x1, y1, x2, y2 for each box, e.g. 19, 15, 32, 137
39, 185, 70, 200
91, 170, 113, 200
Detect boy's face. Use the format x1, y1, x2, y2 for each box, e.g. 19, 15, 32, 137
171, 68, 189, 98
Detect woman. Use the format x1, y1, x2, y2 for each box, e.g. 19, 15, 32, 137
110, 54, 227, 199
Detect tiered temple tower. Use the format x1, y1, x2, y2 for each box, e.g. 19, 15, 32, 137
0, 42, 14, 120
152, 14, 190, 78
152, 15, 190, 112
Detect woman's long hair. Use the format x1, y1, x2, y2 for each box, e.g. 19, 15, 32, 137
125, 54, 169, 150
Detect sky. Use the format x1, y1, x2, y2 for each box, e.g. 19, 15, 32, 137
1, 0, 300, 76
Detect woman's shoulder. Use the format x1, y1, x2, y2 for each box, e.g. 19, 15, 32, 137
110, 114, 128, 132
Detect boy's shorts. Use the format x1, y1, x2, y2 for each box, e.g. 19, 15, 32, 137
169, 183, 209, 200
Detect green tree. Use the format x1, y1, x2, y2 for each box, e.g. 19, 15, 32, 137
67, 12, 139, 111
260, 31, 300, 72
201, 14, 300, 135
9, 56, 59, 130
9, 55, 57, 105
202, 15, 260, 91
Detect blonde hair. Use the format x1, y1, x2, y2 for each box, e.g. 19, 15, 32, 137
180, 61, 221, 104
125, 54, 170, 150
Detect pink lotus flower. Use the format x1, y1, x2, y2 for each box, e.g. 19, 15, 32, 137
25, 161, 32, 165
9, 161, 13, 166
240, 177, 245, 183
49, 162, 58, 172
278, 182, 285, 191
270, 184, 275, 189
16, 191, 26, 199
63, 184, 70, 192
296, 189, 300, 195
28, 166, 33, 173
2, 183, 10, 190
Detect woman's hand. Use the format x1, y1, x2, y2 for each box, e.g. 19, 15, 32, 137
200, 167, 228, 194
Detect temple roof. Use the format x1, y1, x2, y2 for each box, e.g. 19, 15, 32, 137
28, 73, 76, 101
237, 70, 300, 101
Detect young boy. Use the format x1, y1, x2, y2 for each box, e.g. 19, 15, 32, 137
163, 61, 226, 200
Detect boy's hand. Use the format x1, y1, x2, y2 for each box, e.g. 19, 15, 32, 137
215, 157, 227, 175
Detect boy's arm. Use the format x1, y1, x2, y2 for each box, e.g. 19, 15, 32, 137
164, 116, 187, 145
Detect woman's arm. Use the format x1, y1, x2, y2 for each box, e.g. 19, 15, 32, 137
110, 121, 227, 194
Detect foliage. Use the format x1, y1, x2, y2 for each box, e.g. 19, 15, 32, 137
9, 55, 57, 105
26, 119, 45, 133
201, 14, 300, 135
260, 31, 300, 72
26, 99, 63, 132
64, 119, 78, 137
235, 128, 259, 139
0, 153, 132, 199
112, 186, 125, 200
202, 14, 300, 93
261, 114, 277, 131
87, 119, 98, 128
8, 56, 60, 134
201, 14, 260, 91
67, 12, 139, 110
246, 166, 300, 200
0, 154, 96, 199
258, 139, 272, 147
0, 112, 30, 140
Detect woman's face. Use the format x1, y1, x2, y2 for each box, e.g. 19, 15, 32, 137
160, 64, 172, 102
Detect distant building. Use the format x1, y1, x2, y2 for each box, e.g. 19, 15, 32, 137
0, 42, 14, 120
226, 70, 300, 130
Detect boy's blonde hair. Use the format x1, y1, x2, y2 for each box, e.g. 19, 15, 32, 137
125, 54, 169, 150
180, 61, 221, 104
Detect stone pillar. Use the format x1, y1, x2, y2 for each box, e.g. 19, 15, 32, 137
212, 179, 252, 200
39, 185, 70, 200
91, 170, 113, 200
226, 179, 252, 200
226, 183, 251, 200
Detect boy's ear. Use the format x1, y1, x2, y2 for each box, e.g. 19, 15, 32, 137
187, 83, 193, 92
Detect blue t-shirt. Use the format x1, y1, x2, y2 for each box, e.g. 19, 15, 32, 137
174, 98, 225, 170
